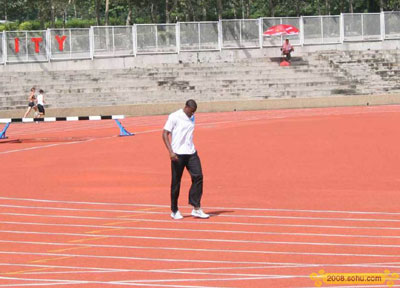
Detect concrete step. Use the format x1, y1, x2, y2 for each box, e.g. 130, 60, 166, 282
0, 73, 348, 93
0, 78, 352, 99
0, 67, 341, 82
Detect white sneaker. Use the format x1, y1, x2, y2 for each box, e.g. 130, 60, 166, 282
170, 211, 183, 220
191, 208, 209, 219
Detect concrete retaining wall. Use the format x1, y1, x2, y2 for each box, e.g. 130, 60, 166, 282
1, 93, 399, 119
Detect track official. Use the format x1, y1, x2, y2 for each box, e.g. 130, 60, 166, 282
162, 99, 209, 220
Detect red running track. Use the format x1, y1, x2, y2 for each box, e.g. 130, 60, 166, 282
0, 105, 400, 287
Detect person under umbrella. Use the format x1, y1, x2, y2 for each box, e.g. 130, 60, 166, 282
281, 38, 294, 62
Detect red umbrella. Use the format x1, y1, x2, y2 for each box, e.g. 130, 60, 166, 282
263, 24, 299, 36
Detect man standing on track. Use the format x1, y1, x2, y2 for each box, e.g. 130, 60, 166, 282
162, 99, 209, 220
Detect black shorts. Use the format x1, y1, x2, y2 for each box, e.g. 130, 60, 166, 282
28, 102, 35, 108
37, 104, 45, 114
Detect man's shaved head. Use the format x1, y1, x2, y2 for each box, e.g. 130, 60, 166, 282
185, 99, 197, 110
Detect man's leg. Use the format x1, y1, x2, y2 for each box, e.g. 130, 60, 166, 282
187, 152, 203, 208
170, 155, 186, 213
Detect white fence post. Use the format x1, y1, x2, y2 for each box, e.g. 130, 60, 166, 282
112, 27, 115, 56
89, 26, 94, 60
132, 24, 137, 56
2, 31, 5, 64
258, 18, 263, 49
176, 22, 180, 54
218, 20, 222, 51
4, 31, 7, 65
380, 11, 385, 40
69, 29, 72, 59
299, 16, 304, 46
46, 28, 51, 62
361, 13, 364, 40
340, 13, 344, 43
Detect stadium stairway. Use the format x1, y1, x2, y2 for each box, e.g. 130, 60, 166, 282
0, 49, 399, 113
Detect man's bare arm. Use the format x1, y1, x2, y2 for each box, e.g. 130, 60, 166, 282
162, 130, 178, 161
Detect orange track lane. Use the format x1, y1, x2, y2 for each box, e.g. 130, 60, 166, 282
0, 105, 400, 287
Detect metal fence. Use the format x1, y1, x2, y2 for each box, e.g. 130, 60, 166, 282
5, 30, 48, 63
342, 13, 382, 41
50, 28, 91, 60
0, 11, 399, 64
303, 16, 341, 44
179, 22, 220, 51
222, 19, 260, 48
136, 24, 177, 54
93, 26, 134, 57
384, 11, 400, 39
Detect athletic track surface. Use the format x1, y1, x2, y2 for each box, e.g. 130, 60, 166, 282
0, 105, 400, 288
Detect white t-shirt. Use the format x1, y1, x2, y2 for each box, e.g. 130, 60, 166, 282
37, 93, 44, 106
163, 109, 196, 155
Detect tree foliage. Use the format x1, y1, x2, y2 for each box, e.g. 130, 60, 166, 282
0, 0, 399, 30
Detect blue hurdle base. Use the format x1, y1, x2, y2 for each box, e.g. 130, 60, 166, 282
0, 123, 10, 139
115, 119, 134, 136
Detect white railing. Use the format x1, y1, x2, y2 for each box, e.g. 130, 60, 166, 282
49, 28, 91, 60
384, 11, 400, 39
179, 22, 220, 51
221, 19, 260, 49
4, 30, 48, 63
136, 24, 177, 54
92, 26, 134, 57
0, 11, 399, 64
303, 15, 341, 44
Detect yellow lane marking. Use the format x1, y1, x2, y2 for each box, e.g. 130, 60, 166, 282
84, 228, 124, 234
29, 256, 71, 263
104, 221, 132, 226
68, 236, 109, 243
104, 217, 145, 226
3, 267, 53, 275
48, 246, 87, 253
102, 207, 161, 225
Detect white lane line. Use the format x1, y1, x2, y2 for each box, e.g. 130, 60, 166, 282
1, 230, 400, 249
0, 132, 120, 155
0, 239, 397, 259
1, 264, 290, 279
2, 204, 400, 223
3, 271, 400, 288
167, 262, 400, 272
0, 250, 319, 266
1, 196, 400, 216
0, 276, 224, 288
0, 139, 95, 155
2, 263, 303, 278
116, 274, 294, 284
3, 212, 400, 232
0, 197, 167, 208
0, 262, 307, 274
2, 220, 400, 240
0, 276, 85, 286
2, 262, 400, 275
